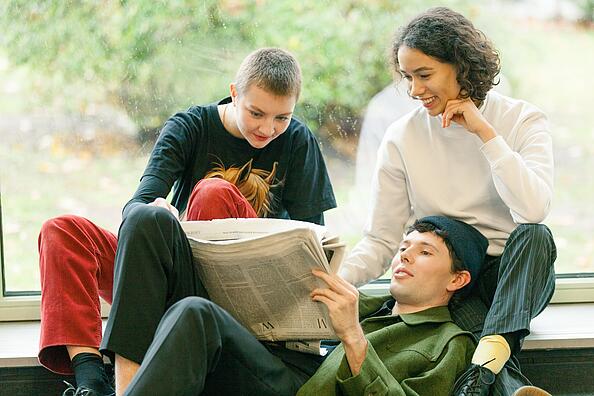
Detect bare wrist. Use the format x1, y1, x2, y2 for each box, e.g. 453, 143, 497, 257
342, 333, 368, 376
477, 125, 497, 143
342, 331, 367, 349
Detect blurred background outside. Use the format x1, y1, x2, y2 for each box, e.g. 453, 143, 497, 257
1, 0, 593, 293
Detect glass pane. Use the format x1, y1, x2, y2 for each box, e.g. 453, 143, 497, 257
0, 126, 148, 292
327, 4, 594, 277
1, 1, 593, 296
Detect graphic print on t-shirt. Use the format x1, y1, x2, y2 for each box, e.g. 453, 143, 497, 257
204, 159, 280, 217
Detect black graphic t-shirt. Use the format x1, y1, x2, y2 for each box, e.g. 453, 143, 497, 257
123, 97, 336, 224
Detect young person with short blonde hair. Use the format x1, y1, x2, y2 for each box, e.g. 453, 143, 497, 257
39, 47, 336, 396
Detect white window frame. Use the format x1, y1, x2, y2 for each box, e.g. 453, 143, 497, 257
1, 272, 594, 322
1, 187, 593, 320
0, 290, 112, 322
0, 192, 109, 321
358, 277, 594, 304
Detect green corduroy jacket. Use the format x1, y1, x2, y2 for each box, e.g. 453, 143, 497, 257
297, 294, 475, 396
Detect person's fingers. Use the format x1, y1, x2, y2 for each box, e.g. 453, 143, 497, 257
149, 197, 166, 207
333, 274, 359, 294
442, 103, 453, 127
170, 204, 179, 220
444, 102, 468, 127
443, 109, 453, 128
313, 269, 357, 295
310, 286, 338, 301
148, 198, 179, 220
311, 281, 357, 307
312, 269, 334, 286
310, 292, 336, 309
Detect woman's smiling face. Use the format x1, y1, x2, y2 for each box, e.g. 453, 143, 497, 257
397, 45, 461, 117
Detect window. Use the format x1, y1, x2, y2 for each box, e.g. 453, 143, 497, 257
2, 1, 594, 321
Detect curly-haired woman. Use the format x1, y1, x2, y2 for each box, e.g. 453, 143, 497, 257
339, 7, 556, 396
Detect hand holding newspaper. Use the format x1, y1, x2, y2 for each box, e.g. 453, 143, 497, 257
181, 218, 345, 345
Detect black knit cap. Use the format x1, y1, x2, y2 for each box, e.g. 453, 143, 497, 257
416, 216, 488, 292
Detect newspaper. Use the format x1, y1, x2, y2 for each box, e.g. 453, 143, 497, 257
181, 218, 345, 342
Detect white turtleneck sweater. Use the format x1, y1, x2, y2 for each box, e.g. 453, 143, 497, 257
339, 91, 554, 286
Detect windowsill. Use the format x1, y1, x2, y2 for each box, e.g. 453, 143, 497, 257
522, 303, 594, 349
2, 303, 594, 368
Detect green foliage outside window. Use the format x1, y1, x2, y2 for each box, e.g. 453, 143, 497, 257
1, 0, 594, 292
0, 0, 469, 137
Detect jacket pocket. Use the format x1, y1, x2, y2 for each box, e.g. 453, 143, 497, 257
362, 376, 388, 396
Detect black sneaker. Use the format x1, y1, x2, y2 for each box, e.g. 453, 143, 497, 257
452, 362, 496, 396
62, 381, 116, 396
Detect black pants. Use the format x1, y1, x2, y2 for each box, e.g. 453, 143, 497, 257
101, 205, 206, 363
123, 297, 322, 396
450, 223, 557, 395
100, 205, 322, 392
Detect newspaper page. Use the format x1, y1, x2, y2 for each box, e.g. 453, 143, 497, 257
181, 218, 327, 242
181, 219, 343, 341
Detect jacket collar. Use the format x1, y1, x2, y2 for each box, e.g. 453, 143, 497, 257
360, 293, 453, 325
399, 305, 453, 325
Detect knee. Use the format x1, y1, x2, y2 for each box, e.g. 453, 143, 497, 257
515, 223, 551, 236
39, 215, 92, 273
187, 178, 256, 221
177, 296, 211, 310
511, 223, 557, 267
190, 178, 237, 202
195, 178, 234, 190
513, 223, 555, 246
173, 297, 216, 320
167, 297, 225, 350
122, 204, 177, 234
39, 214, 93, 252
40, 214, 84, 239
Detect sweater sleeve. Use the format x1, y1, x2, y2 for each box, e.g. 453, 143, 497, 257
336, 335, 474, 396
480, 111, 554, 223
339, 127, 412, 286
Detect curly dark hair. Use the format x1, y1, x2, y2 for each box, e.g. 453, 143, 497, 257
390, 7, 501, 103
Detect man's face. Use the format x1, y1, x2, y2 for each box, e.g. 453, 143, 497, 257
389, 230, 464, 308
231, 84, 296, 149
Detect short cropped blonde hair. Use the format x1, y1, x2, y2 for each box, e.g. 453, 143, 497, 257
235, 48, 302, 100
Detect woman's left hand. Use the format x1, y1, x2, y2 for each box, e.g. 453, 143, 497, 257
442, 98, 497, 143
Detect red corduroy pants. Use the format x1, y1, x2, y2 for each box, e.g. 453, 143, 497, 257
38, 178, 257, 374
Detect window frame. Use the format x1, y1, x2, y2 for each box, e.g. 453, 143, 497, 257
1, 270, 593, 323
358, 277, 594, 303
1, 171, 593, 321
2, 279, 593, 322
0, 290, 112, 322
